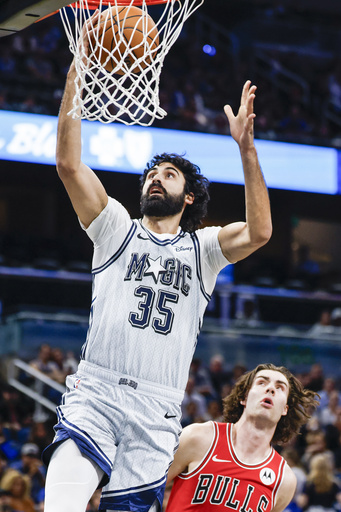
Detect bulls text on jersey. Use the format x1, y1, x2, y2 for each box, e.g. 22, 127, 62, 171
191, 474, 269, 511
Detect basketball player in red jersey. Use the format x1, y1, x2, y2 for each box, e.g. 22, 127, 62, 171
166, 363, 319, 512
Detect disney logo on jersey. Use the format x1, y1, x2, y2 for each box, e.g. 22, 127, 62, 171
259, 468, 276, 485
175, 246, 193, 252
125, 253, 191, 296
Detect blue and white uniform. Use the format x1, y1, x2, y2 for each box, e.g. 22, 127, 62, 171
43, 197, 230, 512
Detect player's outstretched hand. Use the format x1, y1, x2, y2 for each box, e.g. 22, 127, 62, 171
224, 80, 257, 151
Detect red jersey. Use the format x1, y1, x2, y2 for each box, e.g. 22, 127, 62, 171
166, 422, 287, 512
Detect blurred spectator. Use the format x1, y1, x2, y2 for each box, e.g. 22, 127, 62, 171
320, 391, 341, 428
297, 453, 341, 512
29, 344, 58, 378
0, 49, 16, 74
50, 348, 68, 384
9, 443, 45, 506
330, 308, 341, 328
278, 103, 312, 137
306, 363, 325, 393
63, 350, 79, 375
220, 382, 233, 402
0, 470, 35, 512
188, 358, 214, 398
0, 488, 11, 512
181, 377, 207, 420
0, 421, 21, 463
0, 453, 8, 485
0, 384, 32, 433
181, 401, 203, 428
301, 430, 335, 472
281, 447, 307, 512
308, 310, 333, 338
293, 245, 320, 289
29, 344, 62, 420
234, 297, 261, 328
334, 419, 341, 473
230, 364, 247, 385
203, 400, 223, 422
317, 377, 341, 414
328, 60, 341, 114
27, 421, 54, 456
207, 354, 231, 398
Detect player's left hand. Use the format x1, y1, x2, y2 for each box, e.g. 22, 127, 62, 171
223, 80, 257, 151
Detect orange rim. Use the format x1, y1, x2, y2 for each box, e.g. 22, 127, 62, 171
71, 0, 169, 6
35, 0, 170, 22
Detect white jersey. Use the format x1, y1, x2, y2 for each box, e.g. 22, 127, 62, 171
81, 197, 229, 395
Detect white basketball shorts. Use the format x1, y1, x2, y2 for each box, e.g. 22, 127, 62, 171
43, 361, 183, 512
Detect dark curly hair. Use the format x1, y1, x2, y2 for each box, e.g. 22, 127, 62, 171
223, 363, 319, 445
140, 153, 210, 232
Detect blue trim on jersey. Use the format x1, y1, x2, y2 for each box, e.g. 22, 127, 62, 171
137, 219, 185, 246
102, 473, 166, 496
100, 474, 167, 512
190, 232, 211, 302
92, 221, 137, 275
81, 295, 96, 360
54, 408, 112, 474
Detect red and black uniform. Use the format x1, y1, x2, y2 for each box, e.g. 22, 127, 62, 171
166, 422, 287, 512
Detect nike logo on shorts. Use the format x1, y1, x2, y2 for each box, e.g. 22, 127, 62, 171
164, 412, 177, 419
212, 454, 231, 463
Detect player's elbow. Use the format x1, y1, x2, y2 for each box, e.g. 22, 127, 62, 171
252, 223, 272, 248
56, 158, 79, 182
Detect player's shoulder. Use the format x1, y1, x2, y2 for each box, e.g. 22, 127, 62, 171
195, 225, 222, 235
181, 421, 215, 445
271, 461, 297, 512
178, 422, 216, 466
193, 225, 222, 244
282, 462, 297, 488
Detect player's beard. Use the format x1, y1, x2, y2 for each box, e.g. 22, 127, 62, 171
140, 187, 186, 218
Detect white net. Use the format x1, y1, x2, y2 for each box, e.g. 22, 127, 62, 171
60, 0, 204, 125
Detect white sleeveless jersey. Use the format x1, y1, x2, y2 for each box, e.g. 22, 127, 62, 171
81, 197, 229, 394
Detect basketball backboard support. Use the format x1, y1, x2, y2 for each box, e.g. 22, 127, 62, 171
0, 0, 70, 37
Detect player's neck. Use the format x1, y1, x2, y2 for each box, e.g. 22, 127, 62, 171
232, 420, 274, 464
141, 214, 181, 235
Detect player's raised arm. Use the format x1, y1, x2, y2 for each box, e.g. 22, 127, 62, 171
218, 80, 272, 263
56, 11, 108, 229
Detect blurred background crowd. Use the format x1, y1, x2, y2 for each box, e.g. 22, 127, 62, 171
1, 1, 341, 147
1, 344, 341, 511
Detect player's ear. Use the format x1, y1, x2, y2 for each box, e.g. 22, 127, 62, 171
282, 404, 288, 416
185, 192, 194, 205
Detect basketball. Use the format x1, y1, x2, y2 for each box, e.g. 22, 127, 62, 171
91, 6, 159, 75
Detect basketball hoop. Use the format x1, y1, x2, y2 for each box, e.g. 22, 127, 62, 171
60, 0, 204, 125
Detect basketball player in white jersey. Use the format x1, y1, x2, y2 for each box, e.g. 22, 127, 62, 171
166, 363, 319, 512
42, 22, 272, 512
